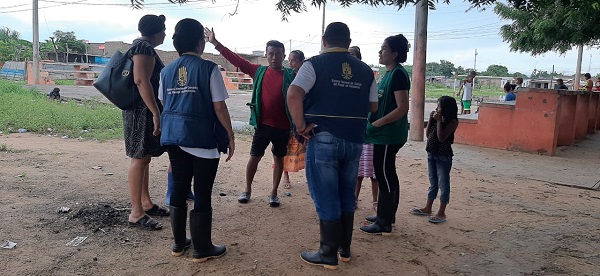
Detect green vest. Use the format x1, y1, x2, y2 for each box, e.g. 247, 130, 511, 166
247, 65, 295, 127
365, 65, 410, 145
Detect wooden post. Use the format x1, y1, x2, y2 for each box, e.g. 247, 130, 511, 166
409, 0, 428, 141
32, 0, 39, 84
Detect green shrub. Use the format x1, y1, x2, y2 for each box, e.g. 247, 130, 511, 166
0, 80, 123, 140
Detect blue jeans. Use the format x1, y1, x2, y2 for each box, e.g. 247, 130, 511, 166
427, 153, 453, 205
305, 132, 362, 221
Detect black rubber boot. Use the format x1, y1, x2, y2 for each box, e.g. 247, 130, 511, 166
190, 209, 226, 263
169, 205, 191, 257
338, 212, 354, 262
301, 219, 341, 270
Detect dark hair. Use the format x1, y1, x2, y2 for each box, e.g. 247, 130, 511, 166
584, 73, 592, 79
52, 87, 60, 93
503, 81, 512, 92
349, 46, 362, 60
290, 50, 305, 61
138, 14, 166, 36
510, 84, 517, 91
438, 95, 458, 143
266, 40, 285, 54
323, 22, 351, 48
383, 34, 409, 63
557, 78, 564, 84
516, 77, 523, 84
173, 18, 205, 55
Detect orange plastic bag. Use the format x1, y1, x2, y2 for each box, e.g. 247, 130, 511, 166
283, 136, 306, 172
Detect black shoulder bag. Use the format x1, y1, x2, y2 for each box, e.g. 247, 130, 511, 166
93, 49, 141, 110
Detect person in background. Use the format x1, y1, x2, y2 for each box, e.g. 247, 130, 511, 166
456, 71, 476, 114
160, 18, 234, 262
594, 77, 600, 92
349, 46, 379, 212
348, 46, 362, 60
204, 27, 295, 207
48, 87, 61, 100
515, 77, 524, 91
282, 50, 306, 189
504, 82, 516, 101
555, 78, 568, 90
584, 73, 593, 91
124, 14, 168, 231
287, 22, 378, 269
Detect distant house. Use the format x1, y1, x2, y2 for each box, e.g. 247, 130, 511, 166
86, 41, 269, 72
529, 75, 575, 90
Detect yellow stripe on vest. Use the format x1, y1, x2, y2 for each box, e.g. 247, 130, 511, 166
306, 114, 367, 120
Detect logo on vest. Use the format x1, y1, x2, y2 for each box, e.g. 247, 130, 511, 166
342, 62, 353, 80
177, 66, 188, 86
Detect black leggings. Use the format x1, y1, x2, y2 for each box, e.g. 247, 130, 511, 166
374, 143, 403, 224
374, 144, 403, 193
166, 146, 220, 212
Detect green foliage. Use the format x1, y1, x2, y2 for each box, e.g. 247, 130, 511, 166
0, 80, 123, 140
495, 1, 600, 55
425, 83, 504, 99
130, 1, 543, 21
426, 60, 455, 77
483, 64, 509, 76
0, 27, 32, 62
512, 72, 528, 79
40, 30, 87, 55
54, 80, 75, 86
530, 69, 552, 79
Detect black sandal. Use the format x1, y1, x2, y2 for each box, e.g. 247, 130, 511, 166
145, 204, 170, 217
128, 215, 163, 231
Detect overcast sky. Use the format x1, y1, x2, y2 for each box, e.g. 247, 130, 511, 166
2, 0, 599, 76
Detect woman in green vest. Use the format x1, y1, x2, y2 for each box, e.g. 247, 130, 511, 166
360, 34, 411, 236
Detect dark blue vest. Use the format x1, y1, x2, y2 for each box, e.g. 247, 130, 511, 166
304, 51, 374, 143
160, 54, 228, 153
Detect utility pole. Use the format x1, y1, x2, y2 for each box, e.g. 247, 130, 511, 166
474, 49, 478, 72
409, 0, 428, 141
575, 44, 583, 90
320, 3, 325, 51
32, 0, 40, 84
588, 53, 592, 72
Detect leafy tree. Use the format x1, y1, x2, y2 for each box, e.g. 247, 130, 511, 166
0, 27, 20, 42
438, 59, 455, 77
426, 60, 455, 77
130, 0, 541, 20
512, 72, 527, 79
483, 64, 509, 76
41, 30, 87, 54
0, 27, 32, 62
530, 69, 552, 79
494, 1, 600, 55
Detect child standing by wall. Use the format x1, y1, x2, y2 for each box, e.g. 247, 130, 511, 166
410, 96, 459, 224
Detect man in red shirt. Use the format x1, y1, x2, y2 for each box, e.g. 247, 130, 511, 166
205, 27, 295, 207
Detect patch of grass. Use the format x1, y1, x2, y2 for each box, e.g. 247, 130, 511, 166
425, 83, 504, 100
54, 79, 75, 86
0, 80, 123, 140
0, 143, 27, 153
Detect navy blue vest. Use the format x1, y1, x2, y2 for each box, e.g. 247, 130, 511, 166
160, 54, 228, 153
304, 51, 374, 143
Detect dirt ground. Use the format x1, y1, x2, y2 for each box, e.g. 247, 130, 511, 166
0, 133, 599, 276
